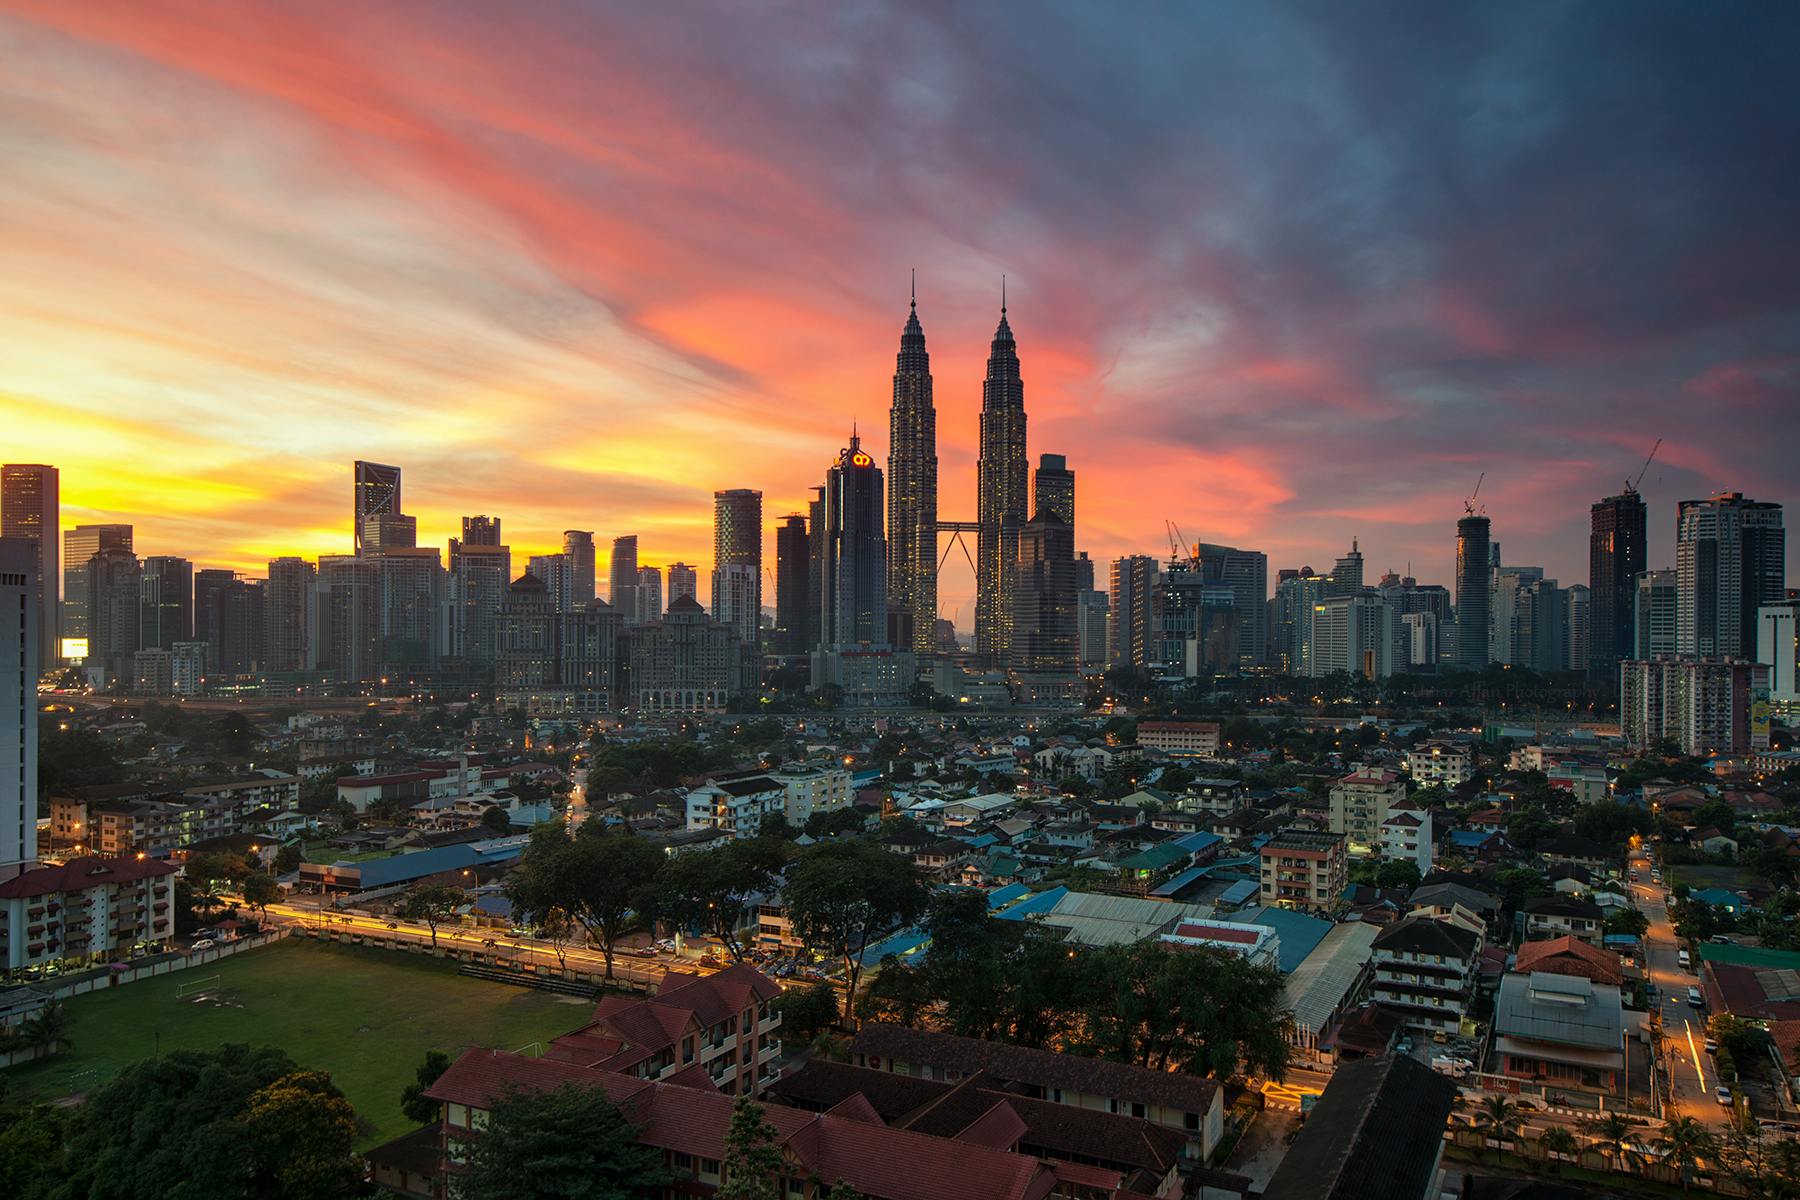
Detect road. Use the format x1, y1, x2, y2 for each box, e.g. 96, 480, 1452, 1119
1630, 850, 1729, 1126
256, 898, 697, 988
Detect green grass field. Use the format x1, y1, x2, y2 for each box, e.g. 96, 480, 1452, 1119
6, 938, 589, 1147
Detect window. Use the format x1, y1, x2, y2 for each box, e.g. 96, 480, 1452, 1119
1131, 1102, 1146, 1119
1184, 1111, 1200, 1131
701, 1159, 721, 1178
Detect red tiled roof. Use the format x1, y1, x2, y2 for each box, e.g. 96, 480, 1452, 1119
1513, 936, 1624, 986
428, 1051, 1100, 1200
0, 855, 176, 899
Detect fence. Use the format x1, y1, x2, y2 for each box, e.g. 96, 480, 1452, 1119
291, 925, 658, 994
1448, 1126, 1735, 1194
28, 930, 290, 1004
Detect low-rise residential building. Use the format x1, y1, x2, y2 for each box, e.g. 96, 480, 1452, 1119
1492, 971, 1630, 1098
1282, 921, 1381, 1062
1369, 915, 1482, 1035
1379, 807, 1433, 877
0, 856, 178, 972
773, 762, 852, 825
1328, 767, 1407, 856
1512, 936, 1625, 987
1136, 720, 1220, 758
1521, 895, 1605, 946
1405, 741, 1474, 787
686, 774, 786, 839
1259, 829, 1348, 914
545, 963, 783, 1098
1157, 918, 1280, 968
849, 1023, 1225, 1162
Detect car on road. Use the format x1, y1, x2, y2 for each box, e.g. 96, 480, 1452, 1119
190, 938, 216, 951
1717, 1086, 1734, 1106
1710, 934, 1734, 945
1688, 987, 1705, 1008
1705, 1037, 1719, 1053
1678, 949, 1692, 968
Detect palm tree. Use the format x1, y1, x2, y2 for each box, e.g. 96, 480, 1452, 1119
1582, 1112, 1641, 1176
1475, 1097, 1525, 1160
1539, 1126, 1579, 1174
1655, 1115, 1717, 1193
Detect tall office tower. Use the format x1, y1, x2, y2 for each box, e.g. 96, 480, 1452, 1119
352, 460, 403, 555
87, 547, 142, 684
563, 530, 596, 604
610, 536, 639, 625
373, 547, 446, 672
886, 289, 938, 657
494, 572, 557, 690
1307, 593, 1395, 679
772, 516, 810, 656
359, 512, 417, 553
527, 553, 574, 613
667, 562, 698, 607
1454, 515, 1492, 668
62, 523, 132, 645
1033, 454, 1075, 530
462, 515, 502, 545
1193, 544, 1270, 668
1273, 568, 1331, 675
1489, 565, 1545, 665
1589, 489, 1647, 677
1563, 584, 1591, 672
1332, 540, 1364, 594
712, 489, 763, 653
138, 556, 194, 649
806, 488, 826, 650
1759, 600, 1799, 704
1154, 562, 1242, 676
559, 601, 620, 696
975, 296, 1028, 660
1107, 555, 1159, 669
1401, 612, 1439, 668
1634, 569, 1678, 658
1079, 590, 1109, 669
263, 557, 316, 672
1, 465, 58, 669
315, 556, 380, 685
447, 539, 510, 667
819, 432, 887, 647
1514, 577, 1566, 674
1010, 507, 1078, 675
1075, 552, 1095, 594
1677, 491, 1786, 659
0, 538, 38, 879
194, 568, 264, 676
636, 566, 665, 622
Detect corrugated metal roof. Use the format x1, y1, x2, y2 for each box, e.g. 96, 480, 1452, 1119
1237, 906, 1333, 973
1219, 879, 1260, 906
1150, 866, 1209, 898
1493, 971, 1624, 1050
986, 883, 1031, 909
1283, 922, 1380, 1036
992, 886, 1067, 921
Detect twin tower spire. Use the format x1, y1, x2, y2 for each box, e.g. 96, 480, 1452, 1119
885, 277, 1028, 660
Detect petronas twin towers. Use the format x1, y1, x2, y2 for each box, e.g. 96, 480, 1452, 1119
885, 284, 1029, 660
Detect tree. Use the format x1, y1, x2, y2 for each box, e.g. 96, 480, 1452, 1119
718, 1097, 784, 1200
1473, 1097, 1524, 1160
1581, 1112, 1641, 1176
1655, 1116, 1717, 1193
1605, 906, 1649, 937
55, 1044, 348, 1200
400, 1049, 451, 1126
186, 850, 252, 888
1539, 1125, 1578, 1173
457, 1082, 669, 1200
781, 841, 928, 1024
237, 1070, 360, 1200
771, 981, 842, 1045
480, 806, 514, 835
272, 843, 302, 875
508, 823, 664, 979
398, 884, 466, 949
0, 1086, 67, 1200
241, 873, 280, 919
657, 838, 788, 962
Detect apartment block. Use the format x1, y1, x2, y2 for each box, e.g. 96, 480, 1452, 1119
1259, 829, 1347, 914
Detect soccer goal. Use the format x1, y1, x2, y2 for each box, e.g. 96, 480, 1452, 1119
174, 974, 222, 1001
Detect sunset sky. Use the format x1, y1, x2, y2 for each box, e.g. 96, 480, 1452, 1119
3, 1, 1796, 624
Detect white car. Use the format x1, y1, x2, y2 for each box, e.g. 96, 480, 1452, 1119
190, 938, 217, 951
1716, 1086, 1734, 1106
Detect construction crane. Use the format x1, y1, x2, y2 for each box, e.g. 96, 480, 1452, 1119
1165, 520, 1194, 563
1464, 472, 1485, 517
1627, 438, 1661, 494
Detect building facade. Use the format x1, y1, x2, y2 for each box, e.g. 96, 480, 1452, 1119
975, 302, 1028, 662
712, 488, 762, 655
1454, 515, 1491, 669
886, 292, 938, 658
1, 539, 38, 879
0, 857, 178, 971
1589, 489, 1647, 679
1259, 829, 1347, 914
1677, 491, 1786, 659
1, 465, 58, 669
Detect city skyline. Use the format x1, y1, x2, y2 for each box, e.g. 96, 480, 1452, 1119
3, 3, 1798, 620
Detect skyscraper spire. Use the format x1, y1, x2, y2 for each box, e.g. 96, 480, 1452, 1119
976, 287, 1027, 661
887, 281, 937, 655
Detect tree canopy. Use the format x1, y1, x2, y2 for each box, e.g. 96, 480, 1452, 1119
782, 840, 928, 1024
456, 1082, 669, 1200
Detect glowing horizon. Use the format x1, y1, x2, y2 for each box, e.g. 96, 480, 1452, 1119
3, 1, 1795, 622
